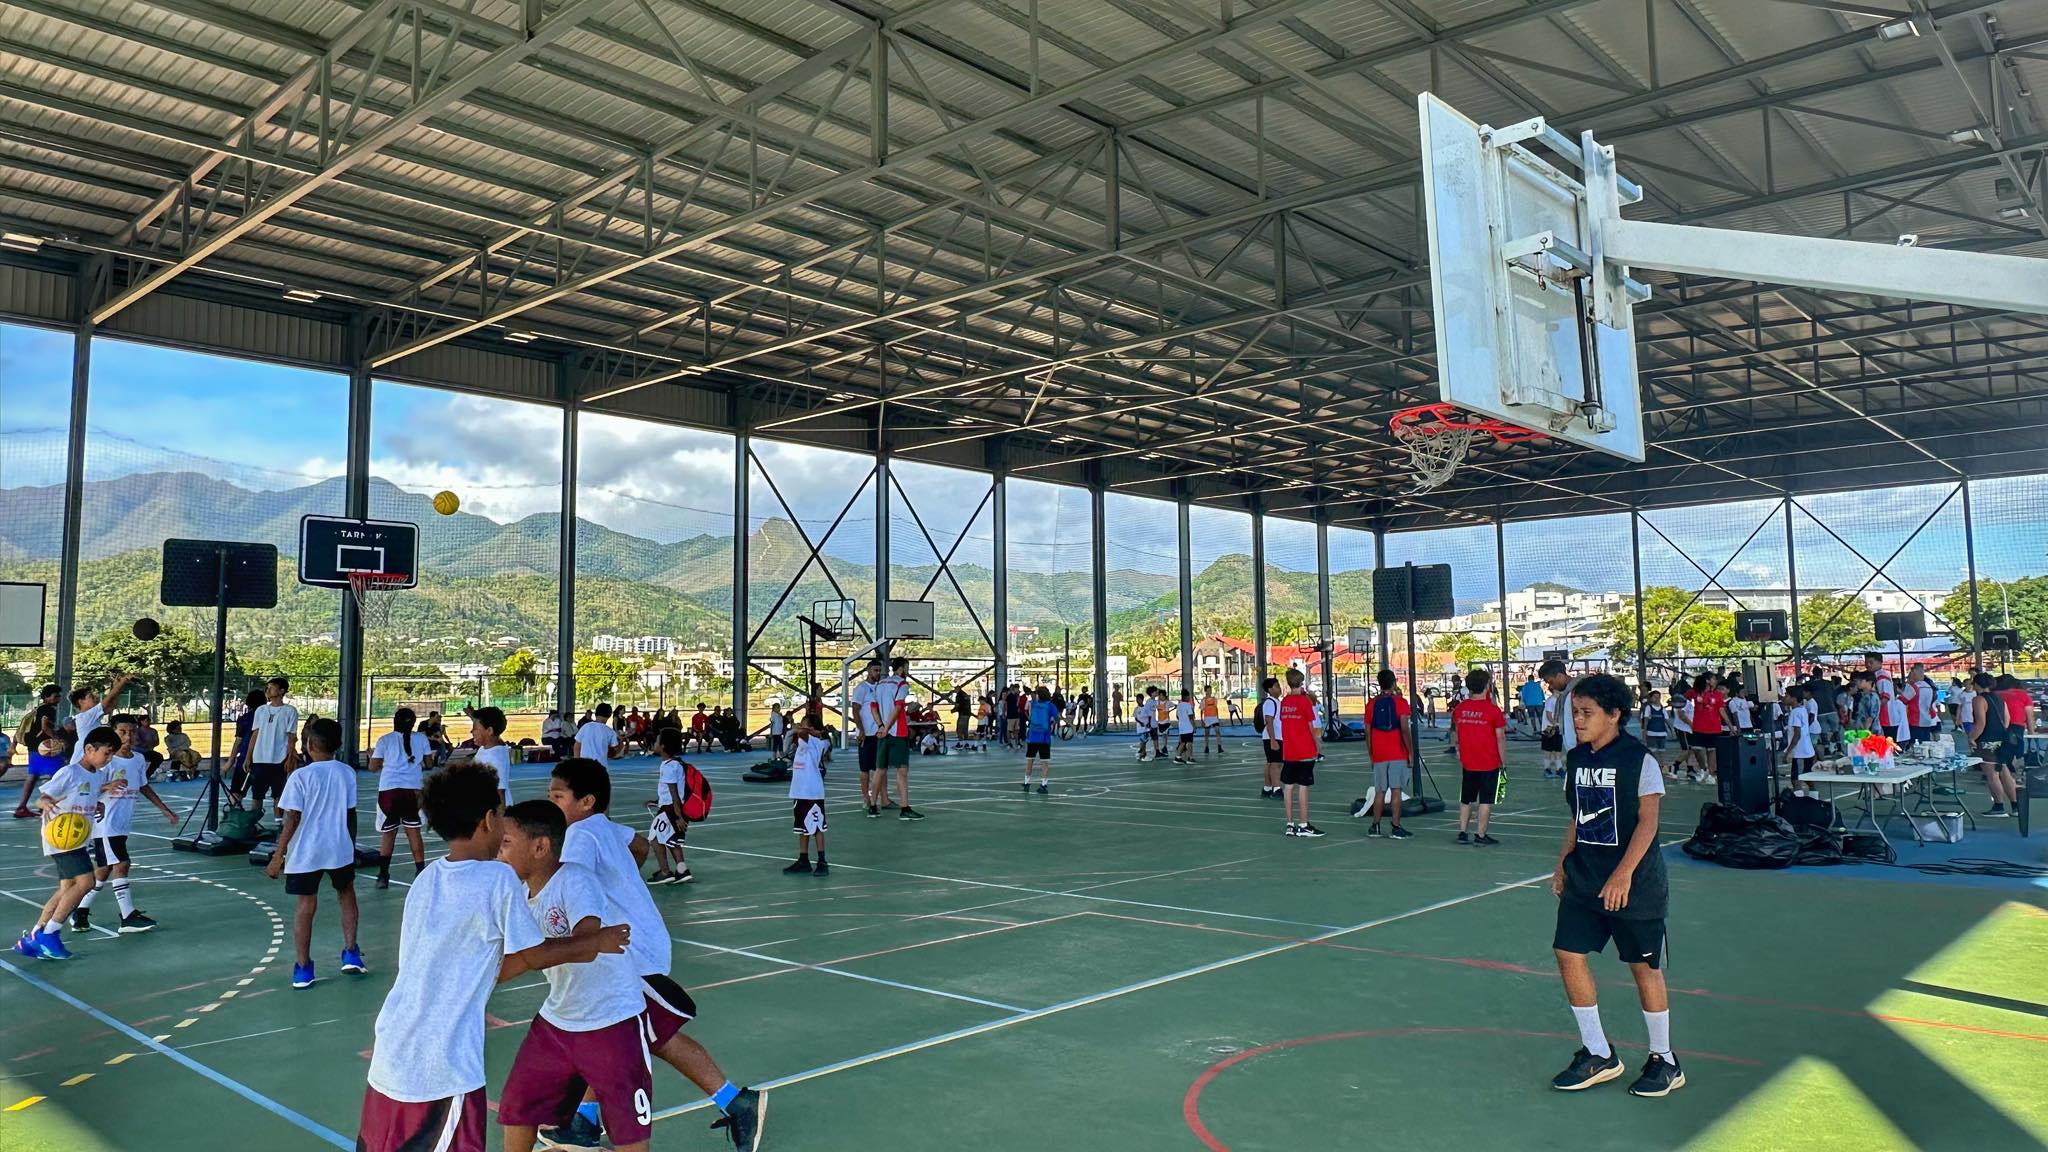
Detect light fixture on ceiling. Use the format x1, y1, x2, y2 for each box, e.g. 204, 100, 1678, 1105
0, 231, 43, 251
827, 391, 857, 401
674, 364, 708, 377
1945, 127, 1987, 145
947, 416, 974, 426
1050, 434, 1074, 444
503, 331, 539, 344
1999, 205, 2031, 221
1874, 19, 1918, 42
282, 287, 322, 302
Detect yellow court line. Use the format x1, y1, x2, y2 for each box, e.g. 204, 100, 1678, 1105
4, 1096, 44, 1111
60, 1074, 92, 1087
105, 1053, 135, 1065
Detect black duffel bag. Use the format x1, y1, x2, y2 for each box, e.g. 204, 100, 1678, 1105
1681, 802, 1799, 869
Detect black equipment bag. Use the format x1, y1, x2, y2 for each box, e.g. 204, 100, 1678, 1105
1681, 802, 1798, 870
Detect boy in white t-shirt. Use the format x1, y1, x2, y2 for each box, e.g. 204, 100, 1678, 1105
647, 727, 692, 886
767, 703, 787, 760
468, 706, 513, 812
63, 671, 131, 766
496, 798, 656, 1152
1259, 677, 1284, 798
356, 762, 627, 1152
1726, 693, 1753, 733
244, 676, 300, 820
1132, 690, 1155, 761
1172, 690, 1195, 764
13, 725, 117, 962
371, 707, 430, 890
576, 704, 622, 764
264, 718, 363, 989
546, 758, 762, 1150
74, 713, 176, 935
784, 721, 830, 876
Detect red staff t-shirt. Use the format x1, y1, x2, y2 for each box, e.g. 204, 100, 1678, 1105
1367, 692, 1411, 762
1278, 693, 1319, 762
1691, 689, 1727, 735
1451, 697, 1506, 772
2004, 688, 2031, 726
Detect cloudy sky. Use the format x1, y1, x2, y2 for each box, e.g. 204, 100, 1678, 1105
3, 321, 2040, 590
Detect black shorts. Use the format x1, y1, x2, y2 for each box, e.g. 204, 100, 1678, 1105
1279, 760, 1315, 787
89, 835, 130, 867
1911, 725, 1935, 743
1026, 741, 1050, 759
1263, 741, 1283, 765
283, 865, 357, 896
858, 736, 878, 774
1460, 769, 1501, 806
1999, 729, 2025, 766
1673, 731, 1690, 750
1540, 731, 1563, 753
52, 847, 95, 879
248, 762, 287, 803
1553, 899, 1665, 969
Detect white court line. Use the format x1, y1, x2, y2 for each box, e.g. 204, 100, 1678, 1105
0, 958, 353, 1148
176, 1018, 340, 1051
649, 869, 1550, 1124
672, 935, 1030, 1013
1, 888, 119, 938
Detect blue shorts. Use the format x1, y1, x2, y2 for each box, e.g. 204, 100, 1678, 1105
27, 753, 60, 778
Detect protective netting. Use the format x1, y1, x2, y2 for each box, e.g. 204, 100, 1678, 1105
1006, 477, 1094, 695
746, 439, 876, 729
1102, 492, 1182, 699
1187, 505, 1254, 700
887, 459, 996, 701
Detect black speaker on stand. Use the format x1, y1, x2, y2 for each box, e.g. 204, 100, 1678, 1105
1370, 562, 1454, 817
161, 539, 277, 856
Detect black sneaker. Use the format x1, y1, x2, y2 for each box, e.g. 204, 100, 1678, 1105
1389, 825, 1413, 840
1367, 822, 1382, 838
118, 911, 157, 934
542, 1111, 605, 1147
1456, 831, 1470, 844
1551, 1046, 1626, 1091
1021, 781, 1031, 792
1984, 803, 2010, 818
899, 807, 925, 821
784, 858, 814, 874
1037, 783, 1048, 794
69, 909, 90, 934
812, 861, 830, 877
374, 873, 390, 890
1474, 834, 1501, 846
1298, 824, 1326, 838
1627, 1053, 1686, 1097
1284, 824, 1299, 837
866, 805, 879, 818
709, 1086, 763, 1150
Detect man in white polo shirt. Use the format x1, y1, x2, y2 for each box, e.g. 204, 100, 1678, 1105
247, 676, 300, 821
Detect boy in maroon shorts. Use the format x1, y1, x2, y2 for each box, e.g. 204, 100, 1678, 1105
498, 799, 656, 1152
357, 763, 628, 1152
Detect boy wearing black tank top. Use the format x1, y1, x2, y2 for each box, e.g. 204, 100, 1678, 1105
1548, 674, 1684, 1099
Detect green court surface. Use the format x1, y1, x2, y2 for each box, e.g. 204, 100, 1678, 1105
2, 734, 2044, 1151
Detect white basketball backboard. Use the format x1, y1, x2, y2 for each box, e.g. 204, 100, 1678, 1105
1418, 94, 1647, 462
0, 582, 46, 647
882, 599, 935, 641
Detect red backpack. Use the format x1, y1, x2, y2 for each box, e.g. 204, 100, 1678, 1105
680, 762, 713, 823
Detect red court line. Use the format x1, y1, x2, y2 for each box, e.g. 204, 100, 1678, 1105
1183, 1029, 1760, 1152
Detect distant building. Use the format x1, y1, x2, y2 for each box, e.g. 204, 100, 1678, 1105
592, 634, 675, 655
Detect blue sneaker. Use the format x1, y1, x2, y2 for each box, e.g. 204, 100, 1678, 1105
33, 930, 72, 961
340, 947, 366, 975
291, 961, 315, 988
14, 930, 38, 958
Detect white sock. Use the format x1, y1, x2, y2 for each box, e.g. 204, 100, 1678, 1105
43, 919, 63, 934
1572, 1005, 1611, 1058
114, 879, 135, 917
79, 884, 100, 910
1643, 1010, 1671, 1058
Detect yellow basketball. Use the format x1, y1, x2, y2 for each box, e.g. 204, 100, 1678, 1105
43, 811, 92, 853
432, 490, 461, 516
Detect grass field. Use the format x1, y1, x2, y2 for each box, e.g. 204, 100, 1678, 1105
1, 729, 2043, 1151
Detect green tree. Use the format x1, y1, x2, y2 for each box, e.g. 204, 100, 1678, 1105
574, 650, 630, 703
1795, 592, 1876, 656
1941, 577, 2048, 653
0, 664, 27, 697
72, 624, 232, 706
255, 643, 341, 690
1603, 586, 1740, 665
494, 648, 541, 700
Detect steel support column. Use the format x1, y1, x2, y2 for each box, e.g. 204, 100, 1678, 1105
1315, 514, 1333, 646
1373, 524, 1388, 672
1089, 477, 1109, 733
732, 430, 750, 723
874, 426, 890, 642
1784, 497, 1802, 677
1251, 501, 1268, 688
1177, 490, 1194, 692
337, 314, 373, 763
52, 300, 90, 690
1495, 517, 1511, 684
992, 472, 1009, 690
1961, 478, 1981, 671
555, 359, 577, 714
1631, 509, 1648, 691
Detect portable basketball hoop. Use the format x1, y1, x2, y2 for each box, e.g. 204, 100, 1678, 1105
1389, 403, 1540, 492
346, 572, 405, 630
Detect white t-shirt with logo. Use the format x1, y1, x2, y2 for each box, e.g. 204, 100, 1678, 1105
372, 731, 428, 791
561, 815, 669, 978
789, 734, 826, 802
1175, 701, 1194, 735
39, 763, 102, 856
367, 858, 543, 1102
96, 751, 149, 838
574, 721, 617, 763
1727, 698, 1753, 731
277, 758, 358, 874
1914, 680, 1937, 726
66, 703, 107, 764
527, 862, 644, 1032
474, 743, 512, 808
877, 676, 910, 737
249, 702, 299, 764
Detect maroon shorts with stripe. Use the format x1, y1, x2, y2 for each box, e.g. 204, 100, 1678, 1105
498, 1014, 655, 1145
356, 1084, 488, 1152
641, 972, 698, 1049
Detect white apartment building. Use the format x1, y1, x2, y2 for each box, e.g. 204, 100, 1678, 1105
592, 633, 676, 655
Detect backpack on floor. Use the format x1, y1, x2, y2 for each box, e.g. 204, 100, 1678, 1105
1370, 694, 1402, 733
681, 762, 713, 823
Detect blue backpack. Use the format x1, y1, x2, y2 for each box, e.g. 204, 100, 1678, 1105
1371, 693, 1402, 732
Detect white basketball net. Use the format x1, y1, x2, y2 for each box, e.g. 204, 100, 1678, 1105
1392, 424, 1479, 493
346, 572, 403, 631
